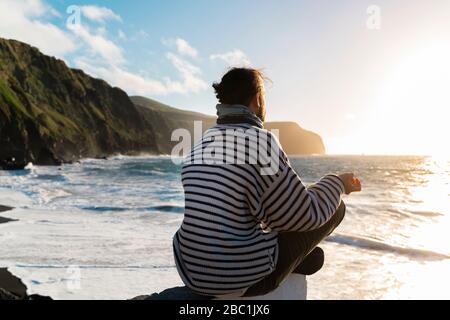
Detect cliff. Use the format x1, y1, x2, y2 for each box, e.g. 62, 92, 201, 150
265, 122, 325, 155
0, 38, 159, 167
131, 96, 216, 155
132, 96, 326, 155
0, 37, 325, 168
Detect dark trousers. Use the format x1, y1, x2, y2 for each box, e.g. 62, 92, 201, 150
243, 200, 346, 297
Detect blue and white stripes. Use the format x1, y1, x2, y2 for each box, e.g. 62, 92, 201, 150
173, 123, 345, 296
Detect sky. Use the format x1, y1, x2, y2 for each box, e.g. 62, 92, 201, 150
0, 0, 449, 156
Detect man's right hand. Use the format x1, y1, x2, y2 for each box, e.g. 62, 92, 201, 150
338, 173, 362, 195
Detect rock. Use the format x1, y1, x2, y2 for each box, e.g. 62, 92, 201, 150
0, 288, 21, 300
0, 268, 52, 300
0, 157, 27, 170
0, 205, 14, 213
0, 205, 16, 224
0, 216, 17, 224
0, 288, 52, 300
236, 274, 307, 300
0, 268, 27, 299
131, 286, 212, 300
131, 274, 308, 300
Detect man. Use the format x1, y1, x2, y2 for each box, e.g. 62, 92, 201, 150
173, 68, 362, 298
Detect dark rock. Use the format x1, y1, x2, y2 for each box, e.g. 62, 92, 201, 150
0, 288, 21, 300
0, 268, 52, 300
27, 294, 53, 300
0, 268, 27, 299
0, 205, 14, 213
131, 286, 212, 300
0, 205, 16, 224
0, 216, 17, 224
0, 157, 27, 170
0, 288, 52, 300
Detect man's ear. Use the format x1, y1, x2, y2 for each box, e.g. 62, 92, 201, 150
249, 94, 259, 113
257, 93, 263, 109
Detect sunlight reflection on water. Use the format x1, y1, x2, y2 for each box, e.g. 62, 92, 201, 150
1, 155, 449, 299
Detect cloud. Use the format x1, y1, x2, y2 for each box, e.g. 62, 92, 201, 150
129, 30, 149, 42
0, 0, 207, 97
75, 53, 208, 96
175, 38, 198, 58
137, 30, 149, 38
69, 24, 207, 95
75, 57, 170, 95
80, 5, 122, 23
210, 49, 251, 67
67, 16, 206, 96
165, 53, 207, 92
163, 38, 198, 58
0, 0, 76, 58
68, 24, 125, 66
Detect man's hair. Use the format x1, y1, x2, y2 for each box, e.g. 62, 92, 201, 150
212, 67, 267, 106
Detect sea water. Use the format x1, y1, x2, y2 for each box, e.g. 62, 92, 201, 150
0, 155, 449, 299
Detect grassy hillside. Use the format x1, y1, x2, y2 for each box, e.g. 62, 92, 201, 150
0, 38, 159, 166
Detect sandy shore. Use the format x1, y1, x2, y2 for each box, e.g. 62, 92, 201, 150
0, 205, 17, 224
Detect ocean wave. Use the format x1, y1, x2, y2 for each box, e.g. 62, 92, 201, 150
81, 206, 130, 212
327, 233, 450, 260
108, 154, 174, 161
81, 205, 184, 213
144, 205, 184, 213
15, 263, 176, 269
38, 188, 72, 204
32, 173, 67, 182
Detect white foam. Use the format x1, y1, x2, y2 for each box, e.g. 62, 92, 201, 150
24, 162, 34, 170
0, 205, 184, 299
0, 189, 33, 207
38, 188, 72, 204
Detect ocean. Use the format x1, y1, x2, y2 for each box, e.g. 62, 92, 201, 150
0, 155, 449, 299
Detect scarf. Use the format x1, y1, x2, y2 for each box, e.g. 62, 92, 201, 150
216, 104, 263, 128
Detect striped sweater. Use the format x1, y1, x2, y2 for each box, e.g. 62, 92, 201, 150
173, 123, 345, 297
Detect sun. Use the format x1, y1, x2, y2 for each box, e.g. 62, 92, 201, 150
370, 41, 450, 157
